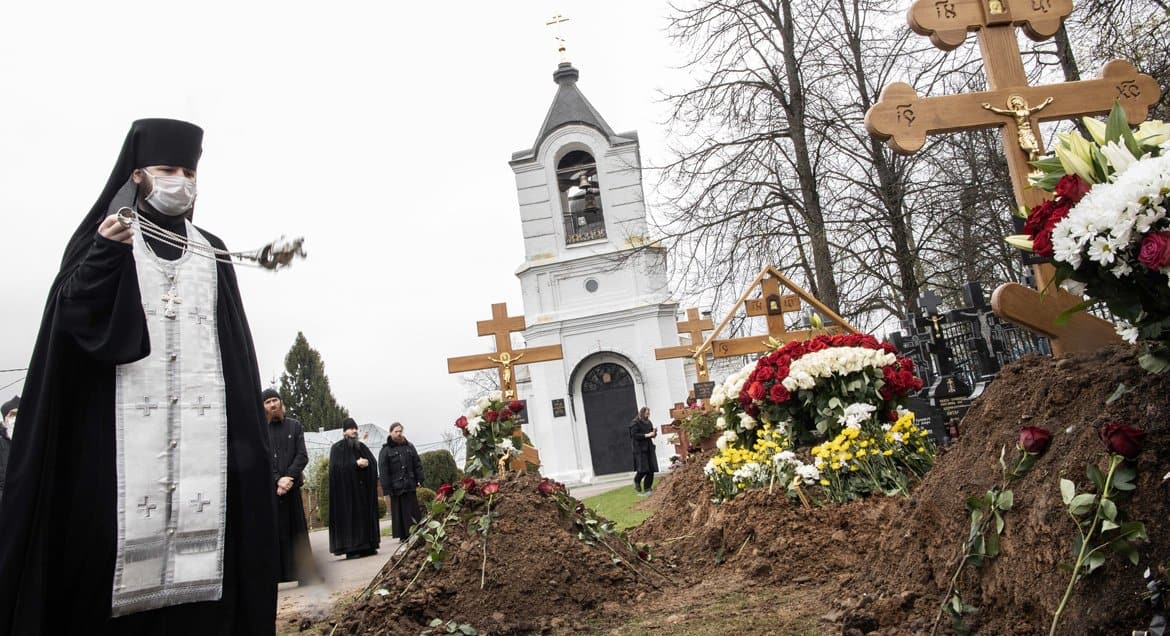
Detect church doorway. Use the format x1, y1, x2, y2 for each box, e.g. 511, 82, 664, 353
580, 362, 638, 475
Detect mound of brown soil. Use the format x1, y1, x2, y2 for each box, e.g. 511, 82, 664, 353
635, 346, 1170, 634
326, 472, 662, 635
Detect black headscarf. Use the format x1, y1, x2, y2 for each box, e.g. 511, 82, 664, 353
59, 119, 203, 276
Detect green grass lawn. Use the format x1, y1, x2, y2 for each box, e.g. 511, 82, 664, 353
581, 485, 655, 532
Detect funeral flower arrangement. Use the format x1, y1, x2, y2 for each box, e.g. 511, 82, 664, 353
702, 334, 933, 503
1008, 103, 1170, 370
454, 392, 525, 476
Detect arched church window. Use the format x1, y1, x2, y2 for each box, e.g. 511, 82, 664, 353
557, 150, 606, 245
581, 363, 633, 393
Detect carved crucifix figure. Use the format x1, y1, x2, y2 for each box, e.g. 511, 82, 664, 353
866, 0, 1161, 354
654, 307, 715, 384
981, 95, 1054, 162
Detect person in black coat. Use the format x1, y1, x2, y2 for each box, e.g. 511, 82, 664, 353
328, 418, 380, 558
629, 406, 659, 495
0, 395, 17, 507
263, 388, 321, 584
378, 422, 424, 541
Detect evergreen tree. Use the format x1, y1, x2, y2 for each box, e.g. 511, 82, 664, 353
278, 331, 349, 431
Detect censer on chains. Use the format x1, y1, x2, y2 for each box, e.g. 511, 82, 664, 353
116, 207, 306, 271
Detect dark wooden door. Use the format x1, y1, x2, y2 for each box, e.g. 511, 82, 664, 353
581, 363, 638, 475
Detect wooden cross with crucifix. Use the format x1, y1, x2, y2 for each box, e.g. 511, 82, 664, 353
865, 0, 1161, 354
446, 302, 565, 401
699, 265, 858, 360
446, 302, 565, 473
654, 307, 716, 387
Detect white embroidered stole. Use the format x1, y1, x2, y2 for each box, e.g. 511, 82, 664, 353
111, 222, 228, 616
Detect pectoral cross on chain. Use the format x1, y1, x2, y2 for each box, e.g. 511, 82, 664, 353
161, 285, 182, 320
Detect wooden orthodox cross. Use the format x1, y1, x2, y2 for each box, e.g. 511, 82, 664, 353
654, 307, 716, 387
865, 0, 1161, 354
661, 402, 693, 460
446, 302, 564, 472
699, 265, 858, 360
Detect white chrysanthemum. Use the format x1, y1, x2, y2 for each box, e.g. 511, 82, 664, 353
715, 435, 728, 451
795, 464, 821, 485
474, 396, 491, 412
715, 416, 727, 430
838, 403, 877, 430
738, 412, 757, 430
1111, 259, 1134, 278
1116, 321, 1140, 344
703, 459, 718, 476
488, 390, 503, 401
497, 438, 515, 452
466, 417, 482, 436
1052, 152, 1170, 271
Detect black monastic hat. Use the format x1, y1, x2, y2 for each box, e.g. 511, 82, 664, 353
58, 119, 204, 275
1, 396, 18, 418
261, 388, 281, 402
341, 418, 358, 431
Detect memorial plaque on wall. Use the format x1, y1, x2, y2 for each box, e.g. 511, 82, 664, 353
693, 381, 716, 400
551, 398, 566, 418
512, 399, 529, 426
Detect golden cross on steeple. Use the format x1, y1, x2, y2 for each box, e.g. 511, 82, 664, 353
545, 13, 570, 62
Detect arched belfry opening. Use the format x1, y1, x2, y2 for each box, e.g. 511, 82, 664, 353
557, 150, 605, 245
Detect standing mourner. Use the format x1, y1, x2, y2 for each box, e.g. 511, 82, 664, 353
328, 418, 380, 558
378, 422, 424, 542
629, 406, 659, 495
0, 396, 17, 507
0, 119, 277, 634
264, 388, 321, 584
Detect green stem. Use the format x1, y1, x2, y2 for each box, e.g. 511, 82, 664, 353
930, 505, 993, 635
1049, 455, 1122, 636
480, 496, 493, 590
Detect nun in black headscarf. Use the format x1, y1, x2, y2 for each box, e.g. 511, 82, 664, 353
0, 119, 277, 635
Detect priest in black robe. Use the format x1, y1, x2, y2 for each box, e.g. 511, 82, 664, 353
263, 388, 321, 584
0, 119, 277, 635
328, 418, 380, 558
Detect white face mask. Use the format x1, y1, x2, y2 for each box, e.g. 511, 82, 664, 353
142, 169, 197, 217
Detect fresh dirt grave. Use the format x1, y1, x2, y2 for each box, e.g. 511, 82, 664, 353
293, 346, 1170, 635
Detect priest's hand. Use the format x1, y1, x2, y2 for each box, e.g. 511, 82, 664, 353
356, 458, 369, 468
277, 476, 294, 495
98, 215, 133, 245
276, 483, 288, 497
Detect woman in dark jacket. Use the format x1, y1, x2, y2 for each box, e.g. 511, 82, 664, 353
629, 406, 658, 495
378, 422, 425, 541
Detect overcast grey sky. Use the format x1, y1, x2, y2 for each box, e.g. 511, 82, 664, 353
0, 1, 689, 449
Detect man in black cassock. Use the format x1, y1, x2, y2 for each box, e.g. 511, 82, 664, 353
328, 418, 380, 558
0, 396, 16, 507
0, 119, 277, 635
263, 388, 321, 584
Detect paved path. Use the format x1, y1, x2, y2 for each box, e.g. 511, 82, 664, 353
276, 519, 404, 623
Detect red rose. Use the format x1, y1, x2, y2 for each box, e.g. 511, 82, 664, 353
484, 410, 499, 423
1023, 200, 1072, 257
537, 478, 564, 496
498, 409, 513, 421
460, 477, 477, 493
481, 481, 500, 496
756, 365, 776, 383
747, 382, 766, 401
1017, 426, 1052, 455
508, 400, 525, 413
768, 383, 790, 403
455, 416, 468, 430
1054, 174, 1091, 203
1100, 422, 1146, 459
885, 410, 899, 422
1138, 232, 1170, 270
436, 483, 454, 501
808, 338, 829, 352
